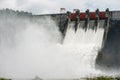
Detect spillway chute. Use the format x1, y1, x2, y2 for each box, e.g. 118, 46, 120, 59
94, 9, 100, 32
102, 8, 110, 48
63, 11, 71, 37
74, 10, 80, 32
84, 9, 90, 31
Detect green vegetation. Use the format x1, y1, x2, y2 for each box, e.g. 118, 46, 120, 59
0, 78, 11, 80
1, 76, 120, 80
85, 76, 120, 80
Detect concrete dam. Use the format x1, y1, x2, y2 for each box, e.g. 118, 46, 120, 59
36, 9, 120, 69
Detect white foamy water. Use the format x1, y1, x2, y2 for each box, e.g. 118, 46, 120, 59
0, 17, 105, 79
63, 23, 105, 78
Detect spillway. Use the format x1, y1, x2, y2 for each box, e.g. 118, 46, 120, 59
0, 9, 120, 79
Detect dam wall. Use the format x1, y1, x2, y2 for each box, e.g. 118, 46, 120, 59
96, 11, 120, 69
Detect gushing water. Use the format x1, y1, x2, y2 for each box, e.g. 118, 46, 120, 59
63, 23, 105, 77
0, 16, 105, 79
